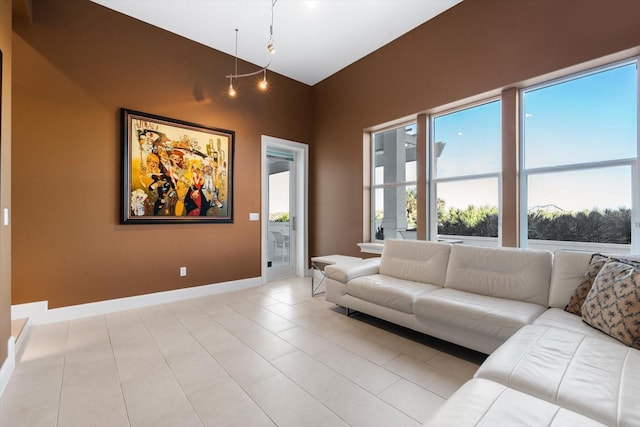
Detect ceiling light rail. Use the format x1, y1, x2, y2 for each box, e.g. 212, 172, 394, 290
226, 0, 278, 97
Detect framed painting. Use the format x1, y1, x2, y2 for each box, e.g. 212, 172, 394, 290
122, 108, 234, 224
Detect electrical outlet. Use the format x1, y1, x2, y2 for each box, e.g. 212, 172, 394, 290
180, 266, 187, 276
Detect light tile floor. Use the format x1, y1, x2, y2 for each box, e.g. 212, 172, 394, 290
0, 277, 485, 427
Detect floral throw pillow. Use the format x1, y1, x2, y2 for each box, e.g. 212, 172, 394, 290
565, 254, 610, 315
581, 260, 640, 349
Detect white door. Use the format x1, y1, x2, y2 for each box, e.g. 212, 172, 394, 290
262, 136, 308, 283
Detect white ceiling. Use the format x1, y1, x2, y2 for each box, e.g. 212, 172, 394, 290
89, 0, 462, 86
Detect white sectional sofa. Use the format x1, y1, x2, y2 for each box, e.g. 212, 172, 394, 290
326, 240, 554, 354
324, 240, 640, 426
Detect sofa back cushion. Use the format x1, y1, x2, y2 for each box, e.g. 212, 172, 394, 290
444, 244, 553, 305
549, 250, 640, 309
379, 240, 451, 286
548, 250, 594, 308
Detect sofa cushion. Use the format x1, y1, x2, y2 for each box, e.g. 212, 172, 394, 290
533, 308, 622, 344
424, 378, 606, 427
444, 244, 552, 306
414, 288, 546, 348
379, 239, 451, 286
581, 260, 640, 349
549, 250, 592, 309
345, 274, 439, 314
475, 325, 640, 427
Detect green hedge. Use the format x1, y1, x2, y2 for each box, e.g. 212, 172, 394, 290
526, 208, 630, 244
438, 203, 631, 244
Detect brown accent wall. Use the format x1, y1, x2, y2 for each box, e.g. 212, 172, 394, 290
12, 0, 312, 308
1, 0, 12, 363
312, 0, 640, 257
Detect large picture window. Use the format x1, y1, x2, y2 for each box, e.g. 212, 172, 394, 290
430, 100, 502, 246
521, 61, 638, 252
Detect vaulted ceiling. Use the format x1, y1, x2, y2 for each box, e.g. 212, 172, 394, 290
89, 0, 463, 86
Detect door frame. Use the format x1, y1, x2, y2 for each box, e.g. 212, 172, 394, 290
261, 135, 309, 282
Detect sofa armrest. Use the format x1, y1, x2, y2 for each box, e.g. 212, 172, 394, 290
324, 258, 380, 283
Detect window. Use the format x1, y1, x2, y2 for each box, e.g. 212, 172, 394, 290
521, 61, 638, 252
430, 100, 502, 245
372, 123, 417, 241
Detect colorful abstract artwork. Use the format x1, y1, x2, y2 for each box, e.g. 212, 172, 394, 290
122, 109, 234, 223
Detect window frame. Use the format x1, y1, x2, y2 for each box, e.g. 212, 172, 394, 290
428, 98, 503, 243
518, 58, 640, 252
370, 121, 418, 242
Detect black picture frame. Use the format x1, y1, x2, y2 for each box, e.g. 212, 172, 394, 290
121, 108, 234, 224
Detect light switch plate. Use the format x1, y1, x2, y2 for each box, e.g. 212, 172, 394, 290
249, 213, 260, 221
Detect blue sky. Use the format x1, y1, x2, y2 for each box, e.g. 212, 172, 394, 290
434, 99, 501, 178
524, 63, 637, 169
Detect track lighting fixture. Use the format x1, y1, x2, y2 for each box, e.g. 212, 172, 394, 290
225, 0, 278, 96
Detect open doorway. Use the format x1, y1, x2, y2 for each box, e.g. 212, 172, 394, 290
261, 136, 308, 283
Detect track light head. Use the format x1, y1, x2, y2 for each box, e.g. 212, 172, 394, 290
228, 79, 236, 97
259, 70, 268, 90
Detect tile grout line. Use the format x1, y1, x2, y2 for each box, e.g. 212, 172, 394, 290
55, 321, 71, 427
104, 313, 133, 427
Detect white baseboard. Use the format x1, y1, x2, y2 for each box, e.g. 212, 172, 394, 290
13, 277, 262, 325
0, 337, 16, 399
11, 301, 48, 320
